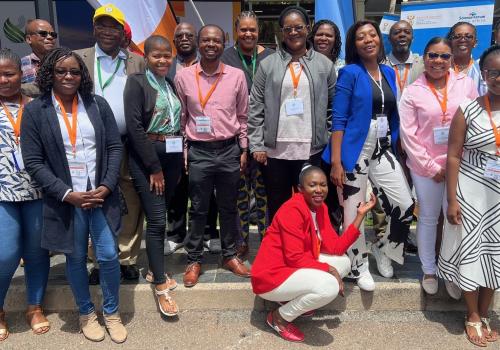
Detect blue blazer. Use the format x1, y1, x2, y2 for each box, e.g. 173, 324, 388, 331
322, 62, 400, 172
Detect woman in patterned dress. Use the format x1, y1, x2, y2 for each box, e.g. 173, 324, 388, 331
438, 45, 500, 347
0, 49, 50, 341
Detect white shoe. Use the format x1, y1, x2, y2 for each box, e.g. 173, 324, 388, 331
205, 239, 221, 254
357, 269, 375, 292
164, 240, 183, 256
445, 280, 462, 300
371, 244, 394, 278
421, 276, 438, 295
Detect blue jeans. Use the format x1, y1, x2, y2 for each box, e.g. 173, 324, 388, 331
66, 208, 120, 315
0, 200, 49, 308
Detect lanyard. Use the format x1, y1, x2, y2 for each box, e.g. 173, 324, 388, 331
453, 59, 473, 73
484, 95, 500, 156
55, 95, 79, 157
394, 64, 409, 92
368, 68, 384, 114
195, 63, 224, 112
236, 45, 257, 80
289, 62, 303, 97
97, 57, 122, 91
427, 74, 448, 124
0, 96, 24, 144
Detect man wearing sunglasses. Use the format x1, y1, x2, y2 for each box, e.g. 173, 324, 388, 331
21, 19, 57, 84
75, 4, 145, 285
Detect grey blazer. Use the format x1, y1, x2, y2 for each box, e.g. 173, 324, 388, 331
20, 94, 123, 253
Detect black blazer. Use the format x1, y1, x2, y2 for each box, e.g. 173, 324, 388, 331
124, 72, 177, 174
20, 94, 123, 253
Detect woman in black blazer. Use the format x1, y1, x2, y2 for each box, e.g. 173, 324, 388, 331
20, 48, 126, 343
123, 36, 183, 318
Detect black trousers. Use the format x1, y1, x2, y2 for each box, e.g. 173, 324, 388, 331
185, 141, 240, 263
262, 152, 322, 223
320, 160, 343, 233
128, 142, 183, 284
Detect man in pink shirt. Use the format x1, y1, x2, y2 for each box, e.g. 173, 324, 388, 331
175, 24, 251, 287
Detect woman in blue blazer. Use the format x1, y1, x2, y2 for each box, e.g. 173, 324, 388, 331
322, 21, 414, 292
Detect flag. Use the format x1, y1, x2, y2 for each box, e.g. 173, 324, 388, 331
315, 0, 355, 59
87, 0, 178, 54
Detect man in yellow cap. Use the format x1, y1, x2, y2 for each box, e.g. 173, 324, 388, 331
75, 4, 145, 291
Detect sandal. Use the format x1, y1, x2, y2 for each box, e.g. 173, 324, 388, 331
145, 271, 178, 290
26, 306, 50, 335
154, 287, 179, 317
481, 317, 498, 342
0, 311, 8, 341
465, 320, 487, 347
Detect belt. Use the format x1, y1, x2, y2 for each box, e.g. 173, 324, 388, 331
147, 133, 181, 142
188, 137, 236, 150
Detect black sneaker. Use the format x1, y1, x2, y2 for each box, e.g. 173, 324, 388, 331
88, 268, 100, 285
121, 265, 139, 280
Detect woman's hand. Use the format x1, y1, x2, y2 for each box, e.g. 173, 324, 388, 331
432, 168, 445, 183
328, 266, 344, 297
150, 171, 165, 196
252, 151, 267, 166
356, 193, 377, 217
447, 199, 462, 225
330, 162, 345, 189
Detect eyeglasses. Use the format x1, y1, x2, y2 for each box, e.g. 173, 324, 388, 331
282, 25, 307, 34
483, 69, 500, 80
30, 30, 58, 39
426, 52, 452, 60
451, 34, 475, 41
54, 68, 82, 77
94, 24, 122, 35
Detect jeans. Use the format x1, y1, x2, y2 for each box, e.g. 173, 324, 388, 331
66, 208, 120, 315
129, 141, 183, 284
0, 200, 49, 308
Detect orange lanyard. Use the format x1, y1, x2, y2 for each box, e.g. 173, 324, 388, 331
0, 96, 24, 144
427, 75, 448, 124
394, 64, 409, 92
453, 59, 473, 73
289, 62, 303, 97
484, 95, 500, 156
55, 95, 79, 156
195, 63, 224, 113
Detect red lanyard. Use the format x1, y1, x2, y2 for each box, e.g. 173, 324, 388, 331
195, 63, 224, 112
54, 95, 79, 156
484, 95, 500, 156
0, 96, 24, 144
427, 74, 448, 124
394, 64, 409, 92
289, 62, 303, 97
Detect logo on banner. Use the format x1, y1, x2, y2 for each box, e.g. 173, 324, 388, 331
406, 15, 415, 26
459, 11, 487, 24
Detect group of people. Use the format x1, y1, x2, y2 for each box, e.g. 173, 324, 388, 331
0, 3, 498, 347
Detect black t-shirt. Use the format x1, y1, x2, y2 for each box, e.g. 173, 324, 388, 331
370, 75, 396, 120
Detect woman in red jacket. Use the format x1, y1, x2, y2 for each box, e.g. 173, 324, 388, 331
251, 165, 376, 342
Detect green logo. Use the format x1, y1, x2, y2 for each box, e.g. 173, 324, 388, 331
3, 18, 25, 43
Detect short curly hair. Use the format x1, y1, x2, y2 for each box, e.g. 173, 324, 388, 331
36, 47, 93, 101
308, 20, 342, 64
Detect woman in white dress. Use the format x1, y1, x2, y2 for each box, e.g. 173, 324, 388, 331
438, 45, 500, 347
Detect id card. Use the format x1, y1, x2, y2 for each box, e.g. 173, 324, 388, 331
195, 116, 211, 134
433, 126, 450, 145
68, 162, 87, 178
376, 114, 388, 138
484, 158, 500, 181
165, 136, 183, 153
285, 98, 304, 116
12, 147, 25, 172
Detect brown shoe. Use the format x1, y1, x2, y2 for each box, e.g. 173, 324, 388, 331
236, 242, 249, 259
103, 313, 127, 344
183, 262, 201, 287
223, 257, 251, 278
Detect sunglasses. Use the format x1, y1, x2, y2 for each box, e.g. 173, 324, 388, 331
426, 52, 452, 60
30, 30, 58, 39
54, 68, 82, 77
483, 69, 500, 80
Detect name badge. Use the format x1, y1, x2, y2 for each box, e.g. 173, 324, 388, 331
433, 126, 450, 145
12, 147, 25, 172
484, 158, 500, 181
195, 116, 211, 134
285, 98, 304, 116
68, 162, 87, 178
376, 114, 389, 138
165, 136, 183, 153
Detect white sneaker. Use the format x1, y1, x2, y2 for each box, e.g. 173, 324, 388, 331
164, 240, 183, 256
421, 276, 438, 295
357, 269, 375, 292
204, 239, 221, 254
445, 280, 462, 300
371, 244, 394, 278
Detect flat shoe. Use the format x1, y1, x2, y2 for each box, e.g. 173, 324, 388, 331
155, 287, 179, 317
481, 317, 498, 342
79, 311, 105, 342
26, 306, 50, 335
104, 313, 127, 344
465, 320, 487, 347
421, 276, 438, 295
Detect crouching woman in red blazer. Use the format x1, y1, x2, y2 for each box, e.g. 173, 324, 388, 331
251, 165, 376, 342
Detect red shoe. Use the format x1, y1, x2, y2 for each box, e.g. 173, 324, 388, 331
266, 311, 304, 342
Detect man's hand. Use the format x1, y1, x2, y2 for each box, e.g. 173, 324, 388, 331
240, 151, 248, 173
252, 151, 267, 166
65, 191, 104, 209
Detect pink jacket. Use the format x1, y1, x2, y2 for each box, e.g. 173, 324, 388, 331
399, 71, 478, 178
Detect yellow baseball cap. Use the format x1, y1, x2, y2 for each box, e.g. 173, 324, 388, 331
93, 4, 125, 27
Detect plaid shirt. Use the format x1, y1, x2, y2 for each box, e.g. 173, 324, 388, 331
21, 53, 41, 84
